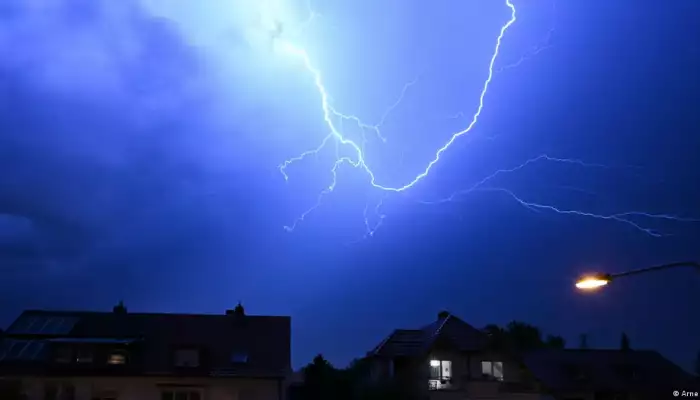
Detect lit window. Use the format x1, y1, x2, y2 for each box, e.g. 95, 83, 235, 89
174, 349, 200, 367
428, 359, 453, 391
107, 352, 126, 365
161, 390, 201, 400
428, 359, 452, 380
481, 361, 504, 381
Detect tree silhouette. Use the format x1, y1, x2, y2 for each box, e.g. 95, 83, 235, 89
505, 321, 544, 351
484, 324, 508, 351
299, 355, 396, 400
484, 321, 566, 351
620, 332, 631, 351
301, 354, 338, 400
545, 334, 566, 349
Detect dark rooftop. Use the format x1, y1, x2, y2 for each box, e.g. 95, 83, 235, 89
0, 306, 291, 378
370, 311, 487, 357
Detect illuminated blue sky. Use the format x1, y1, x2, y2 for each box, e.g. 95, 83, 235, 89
1, 0, 699, 370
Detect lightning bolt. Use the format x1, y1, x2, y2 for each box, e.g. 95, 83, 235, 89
278, 1, 516, 192
274, 0, 699, 238
496, 0, 557, 74
417, 155, 700, 237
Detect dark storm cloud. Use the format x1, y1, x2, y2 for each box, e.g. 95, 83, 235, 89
0, 0, 257, 299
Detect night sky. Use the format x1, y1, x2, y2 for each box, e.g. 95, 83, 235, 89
1, 0, 699, 372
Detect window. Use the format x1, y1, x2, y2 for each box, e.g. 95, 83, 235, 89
231, 351, 248, 363
44, 382, 75, 400
107, 352, 126, 365
428, 359, 452, 390
76, 348, 93, 363
481, 361, 504, 381
429, 359, 452, 380
160, 390, 201, 400
174, 349, 200, 367
563, 364, 589, 381
54, 347, 72, 363
615, 364, 641, 381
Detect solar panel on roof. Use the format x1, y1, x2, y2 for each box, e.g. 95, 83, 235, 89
7, 316, 42, 334
0, 340, 46, 361
14, 341, 32, 359
52, 317, 78, 334
49, 318, 66, 333
36, 318, 54, 333
53, 318, 68, 333
37, 318, 53, 333
0, 340, 31, 361
6, 317, 31, 333
0, 339, 14, 361
7, 341, 23, 359
19, 341, 46, 360
24, 317, 41, 332
7, 316, 78, 335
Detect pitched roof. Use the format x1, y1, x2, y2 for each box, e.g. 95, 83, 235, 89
0, 308, 291, 378
420, 314, 487, 351
370, 312, 486, 357
523, 349, 698, 393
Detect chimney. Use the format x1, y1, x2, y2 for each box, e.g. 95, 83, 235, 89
437, 310, 450, 320
226, 302, 245, 317
113, 301, 127, 314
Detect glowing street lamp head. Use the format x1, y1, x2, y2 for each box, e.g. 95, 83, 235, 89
575, 274, 612, 291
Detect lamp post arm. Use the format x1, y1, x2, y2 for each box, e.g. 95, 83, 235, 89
611, 261, 700, 279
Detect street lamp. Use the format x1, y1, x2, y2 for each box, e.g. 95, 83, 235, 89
575, 261, 700, 291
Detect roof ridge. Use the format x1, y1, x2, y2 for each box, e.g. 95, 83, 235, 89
22, 310, 289, 318
371, 329, 397, 355
433, 314, 451, 337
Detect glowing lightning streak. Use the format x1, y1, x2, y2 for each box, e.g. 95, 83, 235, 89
275, 0, 699, 237
418, 155, 700, 237
278, 1, 517, 192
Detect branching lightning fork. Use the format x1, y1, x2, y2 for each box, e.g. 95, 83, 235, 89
275, 0, 699, 237
278, 1, 516, 193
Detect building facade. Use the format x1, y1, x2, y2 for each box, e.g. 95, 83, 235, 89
0, 302, 291, 400
365, 311, 542, 400
522, 349, 699, 400
363, 311, 697, 400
